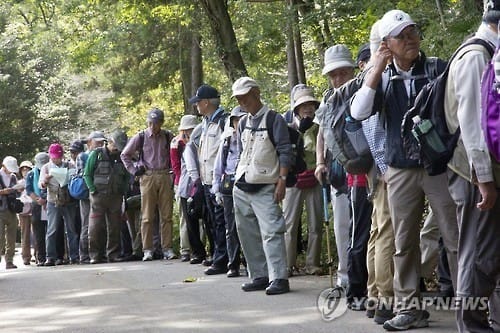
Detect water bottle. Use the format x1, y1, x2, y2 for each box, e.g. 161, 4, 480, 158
411, 115, 447, 159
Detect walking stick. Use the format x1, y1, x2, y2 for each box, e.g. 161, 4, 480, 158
322, 173, 334, 289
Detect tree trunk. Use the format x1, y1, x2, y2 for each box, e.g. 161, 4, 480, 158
198, 0, 248, 82
286, 4, 298, 90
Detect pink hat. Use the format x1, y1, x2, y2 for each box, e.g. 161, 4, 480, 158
48, 143, 64, 159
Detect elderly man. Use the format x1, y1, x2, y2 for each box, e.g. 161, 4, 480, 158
444, 2, 500, 331
0, 156, 21, 269
39, 143, 79, 266
351, 9, 459, 331
121, 108, 176, 261
189, 84, 229, 275
232, 76, 292, 295
85, 130, 130, 263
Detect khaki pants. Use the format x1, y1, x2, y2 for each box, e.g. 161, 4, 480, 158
0, 209, 17, 263
19, 214, 32, 262
140, 171, 174, 252
283, 185, 323, 271
386, 167, 458, 311
366, 175, 394, 298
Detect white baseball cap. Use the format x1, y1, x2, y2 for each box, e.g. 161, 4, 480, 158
231, 77, 259, 97
2, 156, 19, 173
378, 9, 415, 39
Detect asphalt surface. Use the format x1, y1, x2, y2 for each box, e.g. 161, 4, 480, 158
0, 253, 458, 333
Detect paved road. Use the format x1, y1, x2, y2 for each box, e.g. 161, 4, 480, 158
0, 255, 457, 333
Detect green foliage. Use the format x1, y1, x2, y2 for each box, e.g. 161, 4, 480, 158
0, 0, 489, 161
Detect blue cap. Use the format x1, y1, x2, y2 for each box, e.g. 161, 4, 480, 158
189, 85, 220, 104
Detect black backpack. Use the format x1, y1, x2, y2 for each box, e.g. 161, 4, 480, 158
401, 38, 494, 176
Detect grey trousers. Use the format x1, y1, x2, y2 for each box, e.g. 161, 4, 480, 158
283, 185, 323, 271
233, 184, 288, 282
386, 167, 459, 312
448, 171, 500, 333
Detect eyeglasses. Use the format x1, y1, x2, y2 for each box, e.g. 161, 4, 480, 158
390, 26, 421, 42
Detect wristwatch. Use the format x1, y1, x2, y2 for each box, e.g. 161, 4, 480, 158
279, 175, 287, 181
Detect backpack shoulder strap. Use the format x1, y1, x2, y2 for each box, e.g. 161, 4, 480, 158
266, 109, 278, 147
138, 130, 145, 162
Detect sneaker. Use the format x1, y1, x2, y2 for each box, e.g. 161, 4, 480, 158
383, 311, 429, 331
163, 248, 177, 260
142, 250, 153, 261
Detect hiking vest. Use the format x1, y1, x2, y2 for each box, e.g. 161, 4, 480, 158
382, 53, 444, 168
93, 148, 128, 195
198, 110, 227, 185
235, 110, 279, 184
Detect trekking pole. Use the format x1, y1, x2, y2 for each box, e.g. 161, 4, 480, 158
321, 173, 334, 289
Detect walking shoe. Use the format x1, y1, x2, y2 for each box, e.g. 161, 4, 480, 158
227, 269, 240, 278
142, 250, 153, 261
163, 248, 177, 260
55, 259, 64, 265
43, 259, 55, 267
265, 279, 290, 295
204, 265, 228, 275
374, 308, 395, 325
383, 311, 429, 331
202, 258, 213, 266
348, 297, 367, 311
366, 309, 375, 318
242, 277, 269, 292
23, 259, 31, 265
180, 254, 190, 262
190, 256, 204, 264
6, 262, 17, 269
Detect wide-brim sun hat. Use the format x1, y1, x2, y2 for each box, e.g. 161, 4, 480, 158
322, 44, 355, 75
178, 115, 199, 131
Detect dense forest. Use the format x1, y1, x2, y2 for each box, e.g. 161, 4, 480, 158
0, 0, 486, 159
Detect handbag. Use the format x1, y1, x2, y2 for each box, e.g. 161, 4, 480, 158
7, 195, 24, 214
220, 173, 235, 195
295, 169, 318, 189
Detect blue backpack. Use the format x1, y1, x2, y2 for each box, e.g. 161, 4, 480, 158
68, 152, 89, 200
68, 174, 89, 200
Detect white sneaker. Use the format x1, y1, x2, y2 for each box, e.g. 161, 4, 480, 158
142, 250, 153, 261
163, 248, 177, 260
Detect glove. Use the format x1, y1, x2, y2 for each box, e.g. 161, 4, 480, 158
134, 166, 146, 177
298, 116, 314, 133
215, 192, 224, 206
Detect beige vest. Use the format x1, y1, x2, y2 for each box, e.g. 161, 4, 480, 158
198, 117, 224, 185
444, 44, 491, 181
236, 111, 279, 184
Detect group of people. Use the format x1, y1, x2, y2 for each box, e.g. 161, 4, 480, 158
1, 4, 500, 333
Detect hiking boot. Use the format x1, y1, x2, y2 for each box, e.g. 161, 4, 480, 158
142, 250, 153, 261
383, 310, 429, 331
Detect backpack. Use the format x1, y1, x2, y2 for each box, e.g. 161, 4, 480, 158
322, 77, 373, 175
401, 38, 494, 176
239, 109, 306, 186
138, 129, 174, 167
68, 174, 89, 200
480, 46, 500, 163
